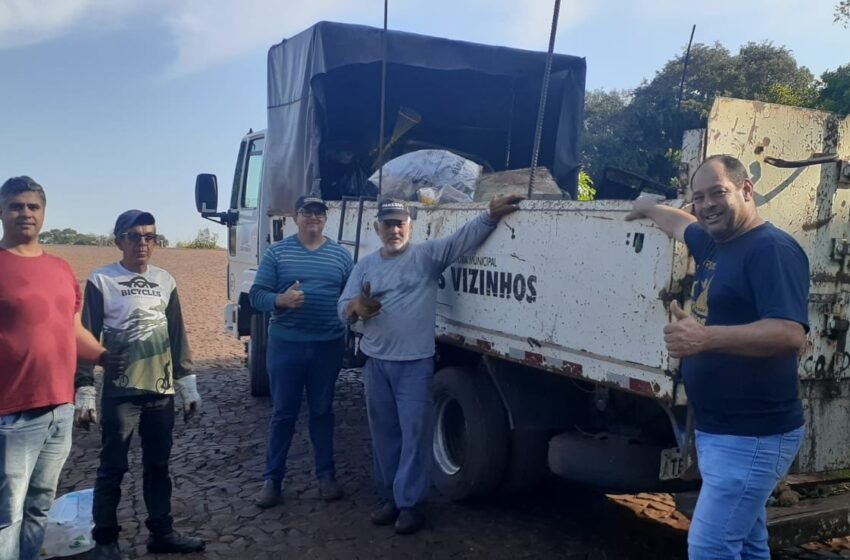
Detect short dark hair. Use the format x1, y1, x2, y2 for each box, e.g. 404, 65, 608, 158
694, 155, 749, 187
0, 176, 46, 206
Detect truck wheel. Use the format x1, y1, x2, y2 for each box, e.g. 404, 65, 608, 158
247, 312, 270, 397
432, 366, 509, 500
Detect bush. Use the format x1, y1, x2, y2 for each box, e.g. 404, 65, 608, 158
177, 228, 219, 249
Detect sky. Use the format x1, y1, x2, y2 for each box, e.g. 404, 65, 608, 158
1, 0, 848, 245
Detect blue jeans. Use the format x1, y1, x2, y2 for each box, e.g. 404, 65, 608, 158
264, 337, 344, 482
0, 404, 74, 560
363, 357, 434, 509
688, 426, 805, 560
92, 395, 175, 544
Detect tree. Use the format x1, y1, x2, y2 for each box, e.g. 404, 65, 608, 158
837, 1, 850, 26
581, 41, 821, 186
819, 64, 850, 115
582, 89, 635, 177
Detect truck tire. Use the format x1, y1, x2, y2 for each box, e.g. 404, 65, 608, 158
247, 312, 270, 397
432, 366, 509, 500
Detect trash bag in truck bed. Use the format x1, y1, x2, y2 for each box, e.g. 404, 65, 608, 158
264, 21, 586, 215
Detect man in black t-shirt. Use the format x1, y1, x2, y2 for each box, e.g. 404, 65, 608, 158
626, 155, 809, 560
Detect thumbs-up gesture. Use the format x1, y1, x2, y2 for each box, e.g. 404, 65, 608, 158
352, 281, 382, 320
663, 301, 705, 358
275, 280, 305, 309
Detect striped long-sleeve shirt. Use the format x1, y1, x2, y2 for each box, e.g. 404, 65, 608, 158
250, 235, 353, 342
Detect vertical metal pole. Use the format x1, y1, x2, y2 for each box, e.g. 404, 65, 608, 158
377, 0, 389, 197
677, 25, 696, 113
527, 0, 561, 199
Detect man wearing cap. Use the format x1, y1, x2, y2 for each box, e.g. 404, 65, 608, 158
250, 195, 354, 508
74, 210, 204, 559
0, 176, 126, 560
338, 194, 523, 534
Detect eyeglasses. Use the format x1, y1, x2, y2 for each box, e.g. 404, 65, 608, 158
120, 232, 158, 244
298, 209, 326, 218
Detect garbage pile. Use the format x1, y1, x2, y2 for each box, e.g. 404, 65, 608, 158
370, 149, 564, 204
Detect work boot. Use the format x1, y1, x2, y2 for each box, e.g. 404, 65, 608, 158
394, 507, 425, 535
146, 531, 206, 554
370, 501, 399, 526
255, 479, 282, 508
319, 477, 342, 502
93, 542, 127, 560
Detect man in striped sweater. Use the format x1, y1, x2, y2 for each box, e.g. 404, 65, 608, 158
250, 195, 354, 508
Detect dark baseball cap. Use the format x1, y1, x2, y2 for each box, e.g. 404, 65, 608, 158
114, 210, 155, 235
376, 198, 410, 221
295, 195, 328, 212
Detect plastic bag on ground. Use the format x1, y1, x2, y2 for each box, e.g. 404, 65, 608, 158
40, 489, 94, 558
371, 149, 482, 201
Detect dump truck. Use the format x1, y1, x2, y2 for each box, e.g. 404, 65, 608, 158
193, 21, 850, 548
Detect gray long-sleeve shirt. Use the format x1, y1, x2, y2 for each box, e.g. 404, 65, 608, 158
338, 212, 497, 361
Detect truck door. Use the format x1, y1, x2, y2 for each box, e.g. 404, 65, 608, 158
704, 97, 850, 473
227, 134, 264, 304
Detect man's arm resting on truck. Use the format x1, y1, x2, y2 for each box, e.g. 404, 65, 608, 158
425, 194, 523, 273
625, 199, 696, 243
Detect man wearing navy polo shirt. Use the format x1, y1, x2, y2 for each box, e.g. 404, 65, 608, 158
250, 195, 353, 508
626, 154, 809, 560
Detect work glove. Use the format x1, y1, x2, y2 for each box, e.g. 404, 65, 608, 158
175, 374, 202, 422
74, 386, 98, 430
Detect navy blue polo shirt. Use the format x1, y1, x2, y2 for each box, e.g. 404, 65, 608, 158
682, 222, 809, 436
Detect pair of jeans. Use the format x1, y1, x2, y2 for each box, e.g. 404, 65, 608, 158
92, 394, 175, 544
0, 404, 74, 560
263, 337, 344, 482
362, 357, 434, 509
688, 426, 805, 559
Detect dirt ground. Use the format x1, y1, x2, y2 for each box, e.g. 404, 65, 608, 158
45, 246, 847, 559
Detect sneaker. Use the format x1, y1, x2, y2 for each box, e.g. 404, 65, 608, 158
394, 507, 425, 535
255, 479, 282, 508
146, 531, 206, 554
93, 542, 127, 560
319, 477, 342, 502
370, 501, 399, 526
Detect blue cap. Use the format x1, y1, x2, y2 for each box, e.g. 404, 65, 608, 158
295, 195, 328, 212
114, 210, 155, 235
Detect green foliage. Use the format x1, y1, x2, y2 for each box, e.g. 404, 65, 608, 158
40, 228, 107, 246
582, 41, 822, 187
577, 170, 596, 201
177, 228, 219, 249
837, 1, 850, 26
39, 228, 170, 247
819, 64, 850, 115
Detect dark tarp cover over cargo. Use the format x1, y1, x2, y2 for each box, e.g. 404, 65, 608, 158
264, 21, 586, 215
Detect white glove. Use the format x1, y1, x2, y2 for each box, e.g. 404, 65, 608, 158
74, 386, 98, 430
175, 374, 202, 421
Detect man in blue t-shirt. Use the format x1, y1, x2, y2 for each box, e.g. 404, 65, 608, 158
626, 154, 809, 560
250, 195, 353, 508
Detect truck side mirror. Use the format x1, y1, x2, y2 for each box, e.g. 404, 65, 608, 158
195, 174, 219, 213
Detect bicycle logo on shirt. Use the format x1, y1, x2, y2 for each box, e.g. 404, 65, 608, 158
156, 362, 173, 394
